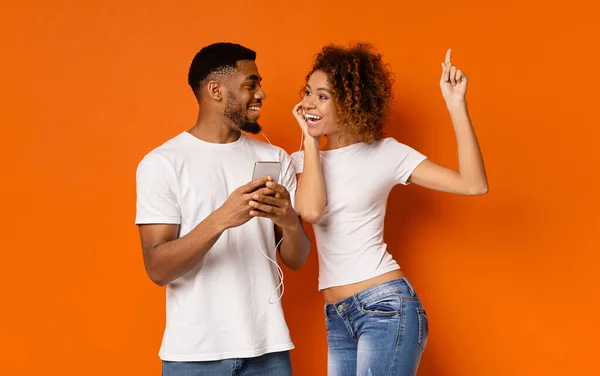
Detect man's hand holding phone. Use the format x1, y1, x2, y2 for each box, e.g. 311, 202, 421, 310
213, 177, 272, 230
249, 181, 297, 230
214, 160, 295, 230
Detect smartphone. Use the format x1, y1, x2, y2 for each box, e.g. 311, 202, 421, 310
252, 161, 281, 184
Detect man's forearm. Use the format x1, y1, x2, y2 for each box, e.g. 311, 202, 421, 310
278, 218, 311, 270
146, 211, 226, 285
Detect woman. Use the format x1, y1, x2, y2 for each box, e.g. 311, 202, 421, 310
290, 44, 488, 375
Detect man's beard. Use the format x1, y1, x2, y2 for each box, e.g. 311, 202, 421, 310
224, 95, 261, 134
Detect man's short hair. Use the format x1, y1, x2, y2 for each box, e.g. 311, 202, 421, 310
188, 42, 256, 98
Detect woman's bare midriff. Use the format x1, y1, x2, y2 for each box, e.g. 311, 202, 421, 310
321, 269, 406, 303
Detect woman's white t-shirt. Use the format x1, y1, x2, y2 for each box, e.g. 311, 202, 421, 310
291, 138, 427, 291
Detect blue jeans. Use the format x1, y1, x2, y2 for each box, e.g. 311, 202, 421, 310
161, 351, 291, 376
325, 278, 429, 376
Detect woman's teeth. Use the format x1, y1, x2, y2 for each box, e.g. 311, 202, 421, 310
305, 114, 322, 123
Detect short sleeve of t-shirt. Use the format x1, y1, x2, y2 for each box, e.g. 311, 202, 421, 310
383, 138, 427, 185
290, 151, 304, 174
135, 153, 181, 224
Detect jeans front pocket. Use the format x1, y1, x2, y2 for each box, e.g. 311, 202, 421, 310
359, 292, 402, 317
417, 306, 429, 351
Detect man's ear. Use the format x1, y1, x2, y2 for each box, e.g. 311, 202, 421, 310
207, 80, 223, 101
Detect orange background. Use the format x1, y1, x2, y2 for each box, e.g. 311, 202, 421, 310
1, 1, 598, 375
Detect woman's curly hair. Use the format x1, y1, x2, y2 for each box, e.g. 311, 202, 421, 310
306, 43, 395, 144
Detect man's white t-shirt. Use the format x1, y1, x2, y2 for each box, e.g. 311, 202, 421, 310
291, 138, 427, 291
135, 132, 296, 361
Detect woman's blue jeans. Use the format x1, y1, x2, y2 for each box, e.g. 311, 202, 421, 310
325, 278, 429, 376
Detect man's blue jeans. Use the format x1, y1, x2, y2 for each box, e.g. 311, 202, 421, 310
162, 350, 291, 376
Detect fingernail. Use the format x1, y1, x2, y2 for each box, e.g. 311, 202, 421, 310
249, 201, 256, 206
253, 194, 259, 199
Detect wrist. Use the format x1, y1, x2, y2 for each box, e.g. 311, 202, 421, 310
280, 213, 301, 232
303, 137, 320, 149
210, 208, 229, 233
446, 99, 467, 113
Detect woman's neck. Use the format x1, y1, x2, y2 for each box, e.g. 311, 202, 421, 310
322, 132, 360, 151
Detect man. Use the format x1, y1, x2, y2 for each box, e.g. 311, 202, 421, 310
135, 42, 311, 376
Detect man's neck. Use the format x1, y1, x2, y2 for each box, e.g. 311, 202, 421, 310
188, 111, 241, 144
